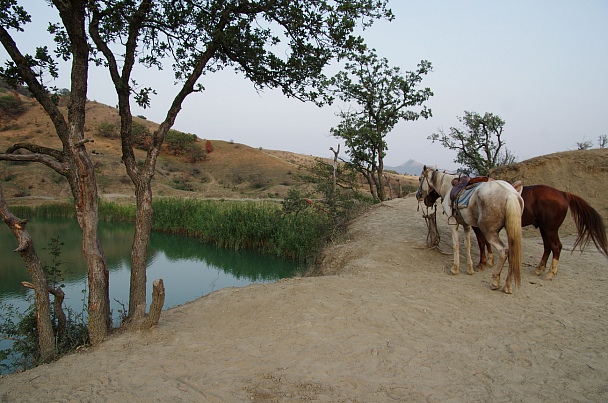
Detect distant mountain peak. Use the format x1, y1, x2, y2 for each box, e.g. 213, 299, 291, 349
385, 159, 424, 176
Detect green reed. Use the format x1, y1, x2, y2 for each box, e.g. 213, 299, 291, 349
10, 198, 334, 261
152, 198, 333, 261
10, 203, 74, 218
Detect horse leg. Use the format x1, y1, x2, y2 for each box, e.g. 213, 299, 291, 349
473, 227, 487, 271
486, 242, 494, 267
485, 235, 509, 292
450, 225, 460, 275
543, 229, 562, 280
491, 251, 509, 292
546, 258, 560, 280
464, 225, 474, 275
535, 229, 562, 280
533, 240, 551, 277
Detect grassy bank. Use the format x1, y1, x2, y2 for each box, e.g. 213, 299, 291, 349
11, 198, 336, 262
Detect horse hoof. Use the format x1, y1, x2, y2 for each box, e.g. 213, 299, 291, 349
534, 268, 544, 276
490, 284, 500, 290
545, 274, 554, 281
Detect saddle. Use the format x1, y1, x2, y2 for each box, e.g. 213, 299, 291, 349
450, 175, 493, 218
450, 175, 492, 203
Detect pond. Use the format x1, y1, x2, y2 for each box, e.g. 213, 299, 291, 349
0, 217, 303, 370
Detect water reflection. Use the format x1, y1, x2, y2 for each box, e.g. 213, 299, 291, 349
0, 217, 301, 315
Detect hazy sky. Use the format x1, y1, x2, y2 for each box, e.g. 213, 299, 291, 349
5, 1, 608, 170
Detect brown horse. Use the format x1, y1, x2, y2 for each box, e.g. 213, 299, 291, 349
425, 184, 608, 279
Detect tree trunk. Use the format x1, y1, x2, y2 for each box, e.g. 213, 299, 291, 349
128, 181, 154, 319
0, 185, 56, 363
69, 155, 111, 344
22, 282, 66, 341
68, 2, 111, 341
376, 152, 386, 201
361, 171, 379, 202
384, 174, 393, 200
372, 170, 383, 202
141, 279, 165, 330
424, 209, 440, 248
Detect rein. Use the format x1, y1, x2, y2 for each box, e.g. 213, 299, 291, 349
418, 169, 441, 247
420, 198, 440, 248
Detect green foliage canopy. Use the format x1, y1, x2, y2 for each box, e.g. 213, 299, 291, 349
428, 111, 517, 176
329, 50, 433, 201
18, 1, 391, 109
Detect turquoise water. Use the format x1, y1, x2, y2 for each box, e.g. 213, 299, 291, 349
0, 217, 302, 371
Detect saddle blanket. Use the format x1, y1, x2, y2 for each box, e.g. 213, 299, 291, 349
456, 184, 480, 208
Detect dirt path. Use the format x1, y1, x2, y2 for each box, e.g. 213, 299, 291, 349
1, 196, 607, 402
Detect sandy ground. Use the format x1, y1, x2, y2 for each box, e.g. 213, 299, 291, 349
1, 196, 607, 402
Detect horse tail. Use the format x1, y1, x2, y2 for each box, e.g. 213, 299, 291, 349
505, 193, 523, 287
565, 192, 608, 259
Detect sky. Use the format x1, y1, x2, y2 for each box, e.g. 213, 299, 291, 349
4, 1, 608, 170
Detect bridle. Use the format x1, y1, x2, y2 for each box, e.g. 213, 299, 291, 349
416, 168, 433, 201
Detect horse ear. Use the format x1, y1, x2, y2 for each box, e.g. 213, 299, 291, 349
423, 165, 427, 171
512, 180, 523, 194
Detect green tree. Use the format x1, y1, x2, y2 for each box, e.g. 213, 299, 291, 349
0, 1, 111, 343
299, 155, 360, 209
329, 50, 433, 201
0, 0, 393, 341
87, 0, 391, 321
429, 111, 517, 176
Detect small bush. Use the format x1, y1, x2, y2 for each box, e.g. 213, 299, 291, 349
131, 122, 151, 149
0, 95, 27, 120
96, 122, 118, 138
170, 178, 194, 191
165, 130, 197, 156
188, 144, 206, 163
250, 174, 267, 189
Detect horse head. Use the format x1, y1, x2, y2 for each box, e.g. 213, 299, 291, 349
416, 165, 437, 201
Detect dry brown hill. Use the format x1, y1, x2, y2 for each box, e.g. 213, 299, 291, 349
0, 97, 304, 203
0, 97, 419, 205
491, 148, 608, 227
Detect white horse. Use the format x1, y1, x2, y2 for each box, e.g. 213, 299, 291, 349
416, 166, 524, 294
